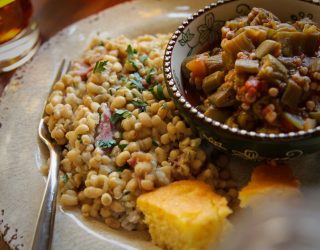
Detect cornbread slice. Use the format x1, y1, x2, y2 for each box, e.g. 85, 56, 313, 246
137, 180, 232, 250
239, 164, 300, 209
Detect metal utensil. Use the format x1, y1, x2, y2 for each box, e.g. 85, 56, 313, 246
32, 59, 70, 250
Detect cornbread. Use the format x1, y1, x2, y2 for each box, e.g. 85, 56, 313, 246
239, 164, 300, 208
137, 180, 232, 250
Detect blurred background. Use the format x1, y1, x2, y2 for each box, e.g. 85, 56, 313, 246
32, 0, 128, 41
0, 0, 129, 94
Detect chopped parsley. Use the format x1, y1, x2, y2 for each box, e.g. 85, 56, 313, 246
110, 109, 132, 124
149, 83, 165, 100
139, 55, 148, 63
126, 44, 137, 59
128, 73, 144, 91
96, 139, 117, 149
62, 174, 69, 184
93, 60, 108, 73
129, 60, 139, 71
152, 139, 159, 147
118, 143, 128, 151
146, 67, 157, 84
126, 45, 139, 71
131, 98, 147, 111
156, 84, 165, 100
120, 75, 128, 84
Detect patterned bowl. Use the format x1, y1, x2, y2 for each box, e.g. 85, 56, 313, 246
164, 0, 320, 161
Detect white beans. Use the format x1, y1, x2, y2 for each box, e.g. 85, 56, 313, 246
60, 193, 78, 206
134, 162, 152, 176
115, 151, 131, 167
151, 115, 162, 127
110, 96, 126, 110
101, 193, 113, 206
141, 179, 154, 191
75, 124, 89, 134
138, 112, 152, 127
84, 187, 103, 199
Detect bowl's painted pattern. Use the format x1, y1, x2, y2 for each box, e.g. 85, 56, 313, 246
164, 0, 320, 161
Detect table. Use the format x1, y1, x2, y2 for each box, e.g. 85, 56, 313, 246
0, 1, 128, 248
0, 0, 129, 96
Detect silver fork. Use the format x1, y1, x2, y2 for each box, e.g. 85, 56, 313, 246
32, 59, 71, 250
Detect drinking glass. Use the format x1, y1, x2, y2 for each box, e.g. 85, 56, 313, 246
0, 0, 40, 72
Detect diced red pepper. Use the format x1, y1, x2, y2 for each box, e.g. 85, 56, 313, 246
127, 157, 137, 168
238, 77, 268, 104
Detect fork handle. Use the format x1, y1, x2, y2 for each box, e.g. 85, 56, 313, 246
32, 146, 60, 250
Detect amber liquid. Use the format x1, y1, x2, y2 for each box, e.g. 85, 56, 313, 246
0, 0, 32, 44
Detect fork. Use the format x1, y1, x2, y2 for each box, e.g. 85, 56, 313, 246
32, 59, 71, 250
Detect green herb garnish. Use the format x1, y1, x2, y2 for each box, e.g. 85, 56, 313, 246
110, 109, 132, 124
129, 60, 139, 71
126, 44, 137, 59
118, 144, 128, 151
157, 84, 165, 100
96, 139, 117, 149
139, 55, 148, 63
146, 68, 156, 84
62, 174, 69, 184
149, 83, 165, 100
120, 75, 128, 84
93, 60, 108, 73
126, 45, 139, 71
131, 98, 147, 111
152, 139, 159, 147
128, 73, 144, 91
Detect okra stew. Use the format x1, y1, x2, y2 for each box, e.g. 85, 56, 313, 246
181, 8, 320, 133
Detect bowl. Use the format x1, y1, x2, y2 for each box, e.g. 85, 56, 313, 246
164, 0, 320, 161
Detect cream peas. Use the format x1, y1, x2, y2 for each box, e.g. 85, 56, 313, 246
44, 34, 238, 231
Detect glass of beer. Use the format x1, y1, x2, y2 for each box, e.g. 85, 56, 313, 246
0, 0, 40, 72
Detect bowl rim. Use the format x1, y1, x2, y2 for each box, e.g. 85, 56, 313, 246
163, 0, 320, 141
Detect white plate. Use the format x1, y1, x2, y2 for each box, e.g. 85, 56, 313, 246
0, 0, 212, 249
1, 0, 320, 249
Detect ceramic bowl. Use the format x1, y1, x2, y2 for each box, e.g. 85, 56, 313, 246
164, 0, 320, 161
